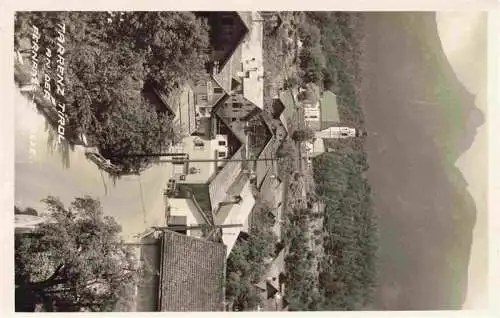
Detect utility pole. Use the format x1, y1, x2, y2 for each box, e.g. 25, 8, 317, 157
108, 153, 187, 158
152, 223, 244, 231
108, 153, 278, 163
158, 157, 279, 164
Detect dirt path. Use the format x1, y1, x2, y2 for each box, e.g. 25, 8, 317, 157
359, 13, 484, 310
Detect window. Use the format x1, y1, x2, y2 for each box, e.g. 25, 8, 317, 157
218, 140, 226, 146
231, 118, 237, 122
194, 140, 205, 148
214, 87, 223, 94
232, 103, 242, 109
309, 115, 318, 119
199, 94, 207, 102
218, 151, 226, 158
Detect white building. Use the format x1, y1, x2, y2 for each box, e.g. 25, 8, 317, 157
166, 134, 229, 183
163, 173, 255, 258
316, 126, 359, 139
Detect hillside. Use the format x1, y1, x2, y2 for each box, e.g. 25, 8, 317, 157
360, 12, 483, 309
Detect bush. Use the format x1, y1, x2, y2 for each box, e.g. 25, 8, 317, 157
292, 128, 315, 142
225, 207, 277, 310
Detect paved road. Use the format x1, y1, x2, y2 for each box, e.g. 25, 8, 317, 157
15, 89, 173, 240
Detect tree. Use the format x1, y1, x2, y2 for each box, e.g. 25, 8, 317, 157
15, 206, 38, 216
225, 207, 277, 311
15, 196, 138, 312
292, 128, 315, 142
276, 139, 298, 158
14, 12, 211, 174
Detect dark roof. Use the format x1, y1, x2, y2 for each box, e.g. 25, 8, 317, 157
159, 231, 226, 311
237, 12, 253, 30
177, 184, 213, 223
150, 85, 174, 114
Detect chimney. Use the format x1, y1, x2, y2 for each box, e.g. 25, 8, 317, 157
220, 195, 243, 206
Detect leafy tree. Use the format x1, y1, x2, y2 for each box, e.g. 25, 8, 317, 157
15, 206, 39, 216
276, 139, 297, 158
292, 128, 315, 142
15, 196, 138, 312
283, 76, 299, 89
14, 11, 211, 174
299, 46, 325, 84
225, 207, 277, 311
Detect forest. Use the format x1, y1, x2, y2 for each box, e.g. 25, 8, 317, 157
14, 11, 211, 174
283, 12, 379, 310
313, 152, 378, 310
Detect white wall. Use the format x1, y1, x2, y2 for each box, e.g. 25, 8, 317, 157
167, 198, 207, 238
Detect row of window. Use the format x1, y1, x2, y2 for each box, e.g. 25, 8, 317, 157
193, 140, 227, 147
198, 87, 224, 102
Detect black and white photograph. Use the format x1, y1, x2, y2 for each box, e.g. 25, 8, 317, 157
11, 8, 492, 312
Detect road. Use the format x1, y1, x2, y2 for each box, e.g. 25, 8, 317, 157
15, 89, 173, 240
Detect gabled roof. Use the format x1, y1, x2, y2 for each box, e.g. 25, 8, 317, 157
215, 12, 252, 70
149, 84, 196, 135
176, 184, 214, 225
213, 63, 233, 95
237, 12, 254, 30
240, 12, 264, 109
278, 112, 289, 133
275, 89, 296, 121
208, 145, 245, 214
214, 174, 255, 257
255, 248, 285, 297
159, 231, 226, 311
256, 135, 281, 189
259, 168, 279, 198
320, 90, 340, 129
213, 12, 264, 110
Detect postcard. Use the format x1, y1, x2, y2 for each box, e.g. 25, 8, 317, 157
12, 10, 490, 312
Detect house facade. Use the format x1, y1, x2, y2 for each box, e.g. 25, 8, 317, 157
167, 134, 229, 183
193, 79, 226, 119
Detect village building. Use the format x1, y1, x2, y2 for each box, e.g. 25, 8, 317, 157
134, 230, 226, 311
212, 12, 265, 133
300, 83, 321, 131
144, 84, 197, 136
271, 88, 296, 135
305, 89, 366, 158
254, 248, 287, 309
166, 134, 230, 183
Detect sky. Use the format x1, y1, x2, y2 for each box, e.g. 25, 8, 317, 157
435, 12, 489, 309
